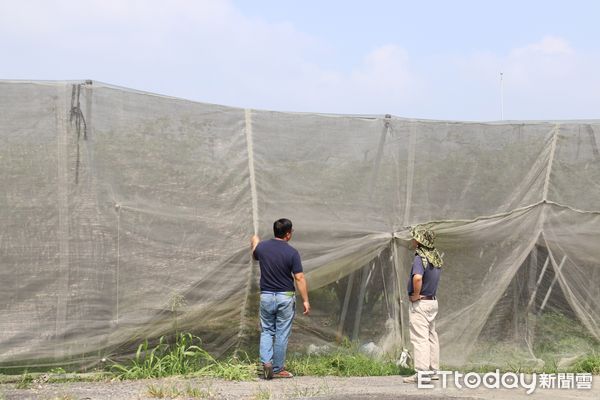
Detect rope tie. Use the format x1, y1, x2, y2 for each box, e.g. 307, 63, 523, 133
70, 83, 88, 184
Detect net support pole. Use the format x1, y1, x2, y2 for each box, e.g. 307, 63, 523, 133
55, 85, 70, 358
367, 115, 391, 200
539, 254, 567, 313
352, 262, 375, 341
526, 256, 550, 312
336, 271, 355, 341
542, 124, 560, 202
391, 237, 407, 349
245, 109, 259, 234
395, 121, 417, 350
236, 109, 259, 355
403, 122, 416, 226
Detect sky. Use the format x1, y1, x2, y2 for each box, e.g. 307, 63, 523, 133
1, 0, 599, 121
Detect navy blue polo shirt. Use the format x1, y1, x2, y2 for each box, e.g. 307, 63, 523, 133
407, 255, 441, 297
253, 239, 303, 292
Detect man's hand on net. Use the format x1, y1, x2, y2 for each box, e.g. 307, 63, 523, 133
250, 235, 260, 250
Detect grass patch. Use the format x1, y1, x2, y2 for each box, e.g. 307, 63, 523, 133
112, 333, 254, 380
251, 386, 272, 400
190, 357, 255, 381
15, 372, 33, 389
463, 312, 600, 373
11, 317, 596, 384
286, 381, 333, 398
112, 333, 208, 379
113, 332, 412, 380
453, 350, 599, 375
287, 350, 412, 377
572, 352, 600, 374
533, 312, 598, 357
49, 367, 66, 374
46, 373, 111, 384
146, 383, 215, 398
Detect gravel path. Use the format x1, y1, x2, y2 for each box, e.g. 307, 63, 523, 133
1, 375, 597, 400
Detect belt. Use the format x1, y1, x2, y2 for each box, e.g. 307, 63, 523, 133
420, 296, 436, 300
261, 291, 295, 297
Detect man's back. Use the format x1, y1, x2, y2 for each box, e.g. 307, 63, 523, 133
254, 239, 302, 293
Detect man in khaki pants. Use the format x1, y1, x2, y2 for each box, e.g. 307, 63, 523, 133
403, 227, 444, 383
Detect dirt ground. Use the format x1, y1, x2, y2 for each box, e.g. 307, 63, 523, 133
1, 375, 598, 400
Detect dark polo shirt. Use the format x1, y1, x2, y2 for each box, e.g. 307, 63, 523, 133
407, 254, 441, 297
253, 239, 303, 293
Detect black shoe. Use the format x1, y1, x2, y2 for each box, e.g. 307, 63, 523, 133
263, 362, 273, 380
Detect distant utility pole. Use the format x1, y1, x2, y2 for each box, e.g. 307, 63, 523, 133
500, 72, 504, 120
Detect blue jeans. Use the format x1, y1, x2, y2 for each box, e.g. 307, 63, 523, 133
259, 292, 295, 372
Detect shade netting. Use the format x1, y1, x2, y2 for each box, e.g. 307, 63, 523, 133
1, 81, 598, 370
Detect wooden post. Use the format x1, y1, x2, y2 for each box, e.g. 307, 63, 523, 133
392, 238, 407, 349
526, 246, 539, 347
539, 255, 567, 313
336, 271, 355, 341
526, 256, 550, 312
352, 263, 375, 341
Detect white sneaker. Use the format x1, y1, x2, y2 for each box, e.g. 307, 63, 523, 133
404, 371, 439, 383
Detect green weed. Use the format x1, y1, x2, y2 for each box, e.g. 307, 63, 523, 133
147, 383, 179, 398
15, 372, 33, 389
287, 350, 412, 377
251, 386, 272, 400
146, 383, 215, 398
112, 333, 211, 379
191, 357, 255, 381
461, 312, 599, 373
169, 293, 187, 334
533, 312, 598, 357
287, 381, 332, 398
184, 383, 215, 398
112, 333, 255, 380
48, 367, 66, 374
572, 352, 600, 374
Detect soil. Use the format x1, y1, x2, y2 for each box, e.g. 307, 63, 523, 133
1, 375, 598, 400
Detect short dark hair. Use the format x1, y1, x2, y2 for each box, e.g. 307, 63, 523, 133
273, 218, 293, 239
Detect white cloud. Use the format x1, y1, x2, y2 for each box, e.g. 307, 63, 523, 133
512, 35, 573, 56
0, 1, 322, 99
270, 44, 419, 115
413, 36, 600, 120
0, 2, 598, 120
499, 36, 598, 119
350, 45, 416, 95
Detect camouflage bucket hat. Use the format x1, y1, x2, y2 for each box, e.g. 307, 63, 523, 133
411, 227, 436, 248
410, 227, 443, 268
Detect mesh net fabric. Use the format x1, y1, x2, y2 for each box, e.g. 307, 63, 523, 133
0, 80, 598, 370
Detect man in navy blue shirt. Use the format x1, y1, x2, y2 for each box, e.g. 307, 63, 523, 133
403, 227, 443, 384
251, 218, 310, 379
